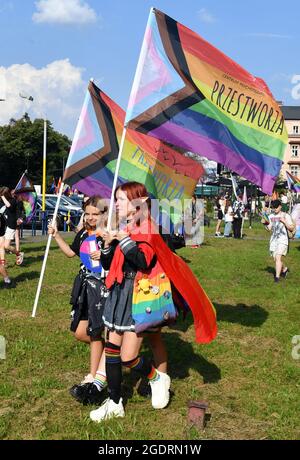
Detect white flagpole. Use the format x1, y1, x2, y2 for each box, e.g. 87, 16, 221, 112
31, 181, 64, 317
106, 10, 155, 230
14, 170, 28, 191
230, 173, 238, 199
106, 127, 127, 231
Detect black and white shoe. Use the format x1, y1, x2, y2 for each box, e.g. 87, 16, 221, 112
69, 382, 106, 405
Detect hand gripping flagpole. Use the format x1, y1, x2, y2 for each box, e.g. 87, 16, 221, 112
31, 181, 64, 317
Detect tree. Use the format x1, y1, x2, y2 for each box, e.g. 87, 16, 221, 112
0, 114, 71, 188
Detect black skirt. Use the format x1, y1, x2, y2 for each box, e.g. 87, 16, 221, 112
70, 273, 108, 338
102, 276, 135, 333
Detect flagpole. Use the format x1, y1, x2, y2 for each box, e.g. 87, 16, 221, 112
107, 127, 127, 230
42, 119, 47, 211
15, 170, 28, 191
31, 181, 64, 318
88, 77, 127, 232
230, 173, 238, 199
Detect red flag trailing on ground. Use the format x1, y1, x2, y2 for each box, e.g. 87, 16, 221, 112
125, 8, 288, 195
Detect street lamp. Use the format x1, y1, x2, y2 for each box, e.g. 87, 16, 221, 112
19, 94, 47, 211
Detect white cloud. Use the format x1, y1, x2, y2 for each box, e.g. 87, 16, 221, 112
245, 33, 292, 39
0, 59, 86, 136
32, 0, 98, 25
198, 8, 216, 24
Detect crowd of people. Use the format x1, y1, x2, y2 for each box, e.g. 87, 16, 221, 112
1, 181, 296, 424
214, 193, 246, 239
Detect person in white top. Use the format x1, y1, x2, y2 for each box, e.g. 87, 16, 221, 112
224, 200, 234, 237
262, 199, 295, 283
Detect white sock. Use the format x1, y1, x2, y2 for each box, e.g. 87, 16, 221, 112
4, 277, 11, 283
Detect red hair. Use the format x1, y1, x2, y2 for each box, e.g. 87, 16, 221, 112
115, 182, 149, 202
115, 182, 150, 209
115, 182, 151, 225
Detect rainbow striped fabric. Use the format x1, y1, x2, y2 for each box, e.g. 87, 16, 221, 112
14, 173, 37, 223
286, 171, 300, 193
125, 8, 288, 195
132, 263, 177, 333
63, 81, 204, 223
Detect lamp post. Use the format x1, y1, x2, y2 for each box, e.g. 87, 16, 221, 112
20, 94, 47, 211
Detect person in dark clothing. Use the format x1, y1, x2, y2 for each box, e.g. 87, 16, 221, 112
232, 195, 245, 239
0, 187, 24, 265
90, 182, 172, 422
0, 210, 12, 287
48, 196, 109, 404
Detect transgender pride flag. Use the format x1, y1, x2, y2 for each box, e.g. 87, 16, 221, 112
286, 171, 300, 193
125, 8, 288, 195
63, 81, 204, 215
14, 172, 37, 223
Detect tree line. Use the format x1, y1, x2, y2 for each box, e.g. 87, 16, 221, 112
0, 113, 71, 189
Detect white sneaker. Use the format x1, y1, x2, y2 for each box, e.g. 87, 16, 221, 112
90, 398, 125, 422
149, 371, 171, 409
81, 373, 94, 384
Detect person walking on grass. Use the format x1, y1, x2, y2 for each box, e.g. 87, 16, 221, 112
262, 199, 295, 283
184, 194, 203, 247
232, 193, 245, 239
0, 187, 24, 266
224, 199, 234, 237
89, 181, 216, 422
48, 195, 109, 404
214, 198, 224, 237
0, 212, 13, 288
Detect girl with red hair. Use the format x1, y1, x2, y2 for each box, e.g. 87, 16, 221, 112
90, 182, 216, 422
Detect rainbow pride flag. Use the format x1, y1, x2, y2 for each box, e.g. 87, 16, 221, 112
286, 171, 300, 193
125, 8, 288, 195
63, 81, 204, 222
14, 173, 37, 223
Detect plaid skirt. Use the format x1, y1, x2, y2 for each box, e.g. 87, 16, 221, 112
102, 274, 136, 333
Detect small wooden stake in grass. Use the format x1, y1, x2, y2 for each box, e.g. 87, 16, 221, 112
187, 400, 209, 430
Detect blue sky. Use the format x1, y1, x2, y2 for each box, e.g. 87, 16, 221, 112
0, 0, 299, 138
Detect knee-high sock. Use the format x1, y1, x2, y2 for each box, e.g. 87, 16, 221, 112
105, 342, 122, 404
122, 355, 159, 381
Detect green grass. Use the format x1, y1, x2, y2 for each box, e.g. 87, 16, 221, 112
0, 224, 300, 440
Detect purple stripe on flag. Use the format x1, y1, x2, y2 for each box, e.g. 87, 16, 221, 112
74, 178, 112, 198
150, 122, 276, 194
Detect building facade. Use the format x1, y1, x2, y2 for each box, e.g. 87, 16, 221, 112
280, 106, 300, 179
